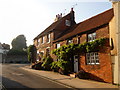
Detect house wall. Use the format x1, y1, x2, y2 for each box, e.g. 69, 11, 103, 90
34, 32, 54, 61
109, 17, 118, 84
79, 25, 112, 83
52, 25, 112, 83
54, 13, 75, 40
112, 1, 120, 85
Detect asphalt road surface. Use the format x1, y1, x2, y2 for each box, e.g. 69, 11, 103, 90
1, 64, 72, 90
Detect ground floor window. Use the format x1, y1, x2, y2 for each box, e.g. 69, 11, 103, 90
46, 48, 50, 56
86, 52, 99, 65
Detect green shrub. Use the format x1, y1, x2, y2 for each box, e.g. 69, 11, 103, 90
32, 62, 43, 70
27, 45, 37, 63
51, 61, 59, 72
51, 60, 72, 74
41, 55, 53, 71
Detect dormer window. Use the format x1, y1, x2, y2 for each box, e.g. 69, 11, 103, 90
67, 39, 73, 45
88, 32, 96, 42
65, 20, 71, 26
56, 43, 60, 49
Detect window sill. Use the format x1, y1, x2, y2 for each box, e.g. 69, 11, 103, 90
87, 63, 100, 65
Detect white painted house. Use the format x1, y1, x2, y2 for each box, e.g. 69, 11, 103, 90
0, 43, 10, 63
0, 43, 3, 63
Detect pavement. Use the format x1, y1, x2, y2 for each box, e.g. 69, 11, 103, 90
20, 65, 119, 89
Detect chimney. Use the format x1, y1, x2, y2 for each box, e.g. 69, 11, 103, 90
54, 13, 62, 22
71, 8, 74, 12
70, 8, 75, 24
60, 13, 62, 18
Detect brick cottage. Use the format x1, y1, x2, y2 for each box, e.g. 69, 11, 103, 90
33, 8, 118, 84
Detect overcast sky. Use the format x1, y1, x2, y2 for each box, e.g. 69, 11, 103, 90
0, 0, 112, 48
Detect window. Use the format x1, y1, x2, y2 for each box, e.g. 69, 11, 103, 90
37, 39, 40, 46
88, 32, 96, 42
37, 50, 39, 54
86, 52, 99, 65
47, 34, 50, 43
41, 37, 43, 44
56, 43, 60, 49
67, 39, 73, 45
65, 20, 71, 26
46, 48, 50, 56
41, 36, 45, 44
40, 51, 44, 58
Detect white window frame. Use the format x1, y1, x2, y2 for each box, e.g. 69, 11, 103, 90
88, 32, 96, 42
56, 43, 60, 49
37, 39, 40, 46
37, 50, 39, 54
41, 36, 45, 44
47, 34, 50, 43
86, 52, 99, 65
67, 39, 73, 45
65, 20, 71, 26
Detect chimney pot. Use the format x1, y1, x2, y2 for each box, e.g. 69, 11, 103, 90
60, 13, 62, 17
71, 8, 73, 12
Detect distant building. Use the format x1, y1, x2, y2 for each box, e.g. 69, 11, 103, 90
0, 43, 10, 63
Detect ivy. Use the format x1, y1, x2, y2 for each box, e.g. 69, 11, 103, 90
52, 38, 107, 60
51, 38, 107, 73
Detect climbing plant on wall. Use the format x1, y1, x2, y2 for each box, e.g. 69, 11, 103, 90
51, 38, 107, 74
52, 38, 107, 61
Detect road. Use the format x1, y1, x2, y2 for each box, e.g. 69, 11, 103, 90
1, 64, 71, 89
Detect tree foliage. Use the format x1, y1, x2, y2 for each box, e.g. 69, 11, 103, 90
41, 55, 53, 70
27, 45, 37, 63
11, 34, 27, 50
7, 49, 27, 55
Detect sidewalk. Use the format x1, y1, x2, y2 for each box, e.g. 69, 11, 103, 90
20, 65, 118, 89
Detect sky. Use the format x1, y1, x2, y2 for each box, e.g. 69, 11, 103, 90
0, 0, 112, 48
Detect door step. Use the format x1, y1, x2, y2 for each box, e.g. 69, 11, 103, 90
69, 73, 77, 78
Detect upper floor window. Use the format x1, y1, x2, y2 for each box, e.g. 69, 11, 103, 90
37, 39, 40, 46
56, 43, 60, 49
41, 36, 45, 44
41, 37, 43, 44
65, 20, 71, 26
67, 39, 73, 45
47, 34, 50, 43
88, 32, 96, 42
86, 52, 99, 65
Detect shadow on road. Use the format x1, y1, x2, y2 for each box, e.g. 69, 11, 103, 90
2, 76, 34, 90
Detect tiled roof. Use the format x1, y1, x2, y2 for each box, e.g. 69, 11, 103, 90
54, 8, 114, 42
34, 13, 71, 40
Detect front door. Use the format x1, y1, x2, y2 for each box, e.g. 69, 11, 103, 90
74, 55, 79, 73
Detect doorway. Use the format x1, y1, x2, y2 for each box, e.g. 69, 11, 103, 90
74, 55, 79, 73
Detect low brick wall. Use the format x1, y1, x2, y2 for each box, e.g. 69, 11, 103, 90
5, 55, 29, 63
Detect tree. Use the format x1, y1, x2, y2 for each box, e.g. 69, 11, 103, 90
11, 34, 27, 50
27, 45, 37, 63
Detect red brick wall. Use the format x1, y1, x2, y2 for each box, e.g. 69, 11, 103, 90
79, 25, 113, 83
80, 34, 87, 44
54, 14, 74, 40
34, 32, 54, 58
